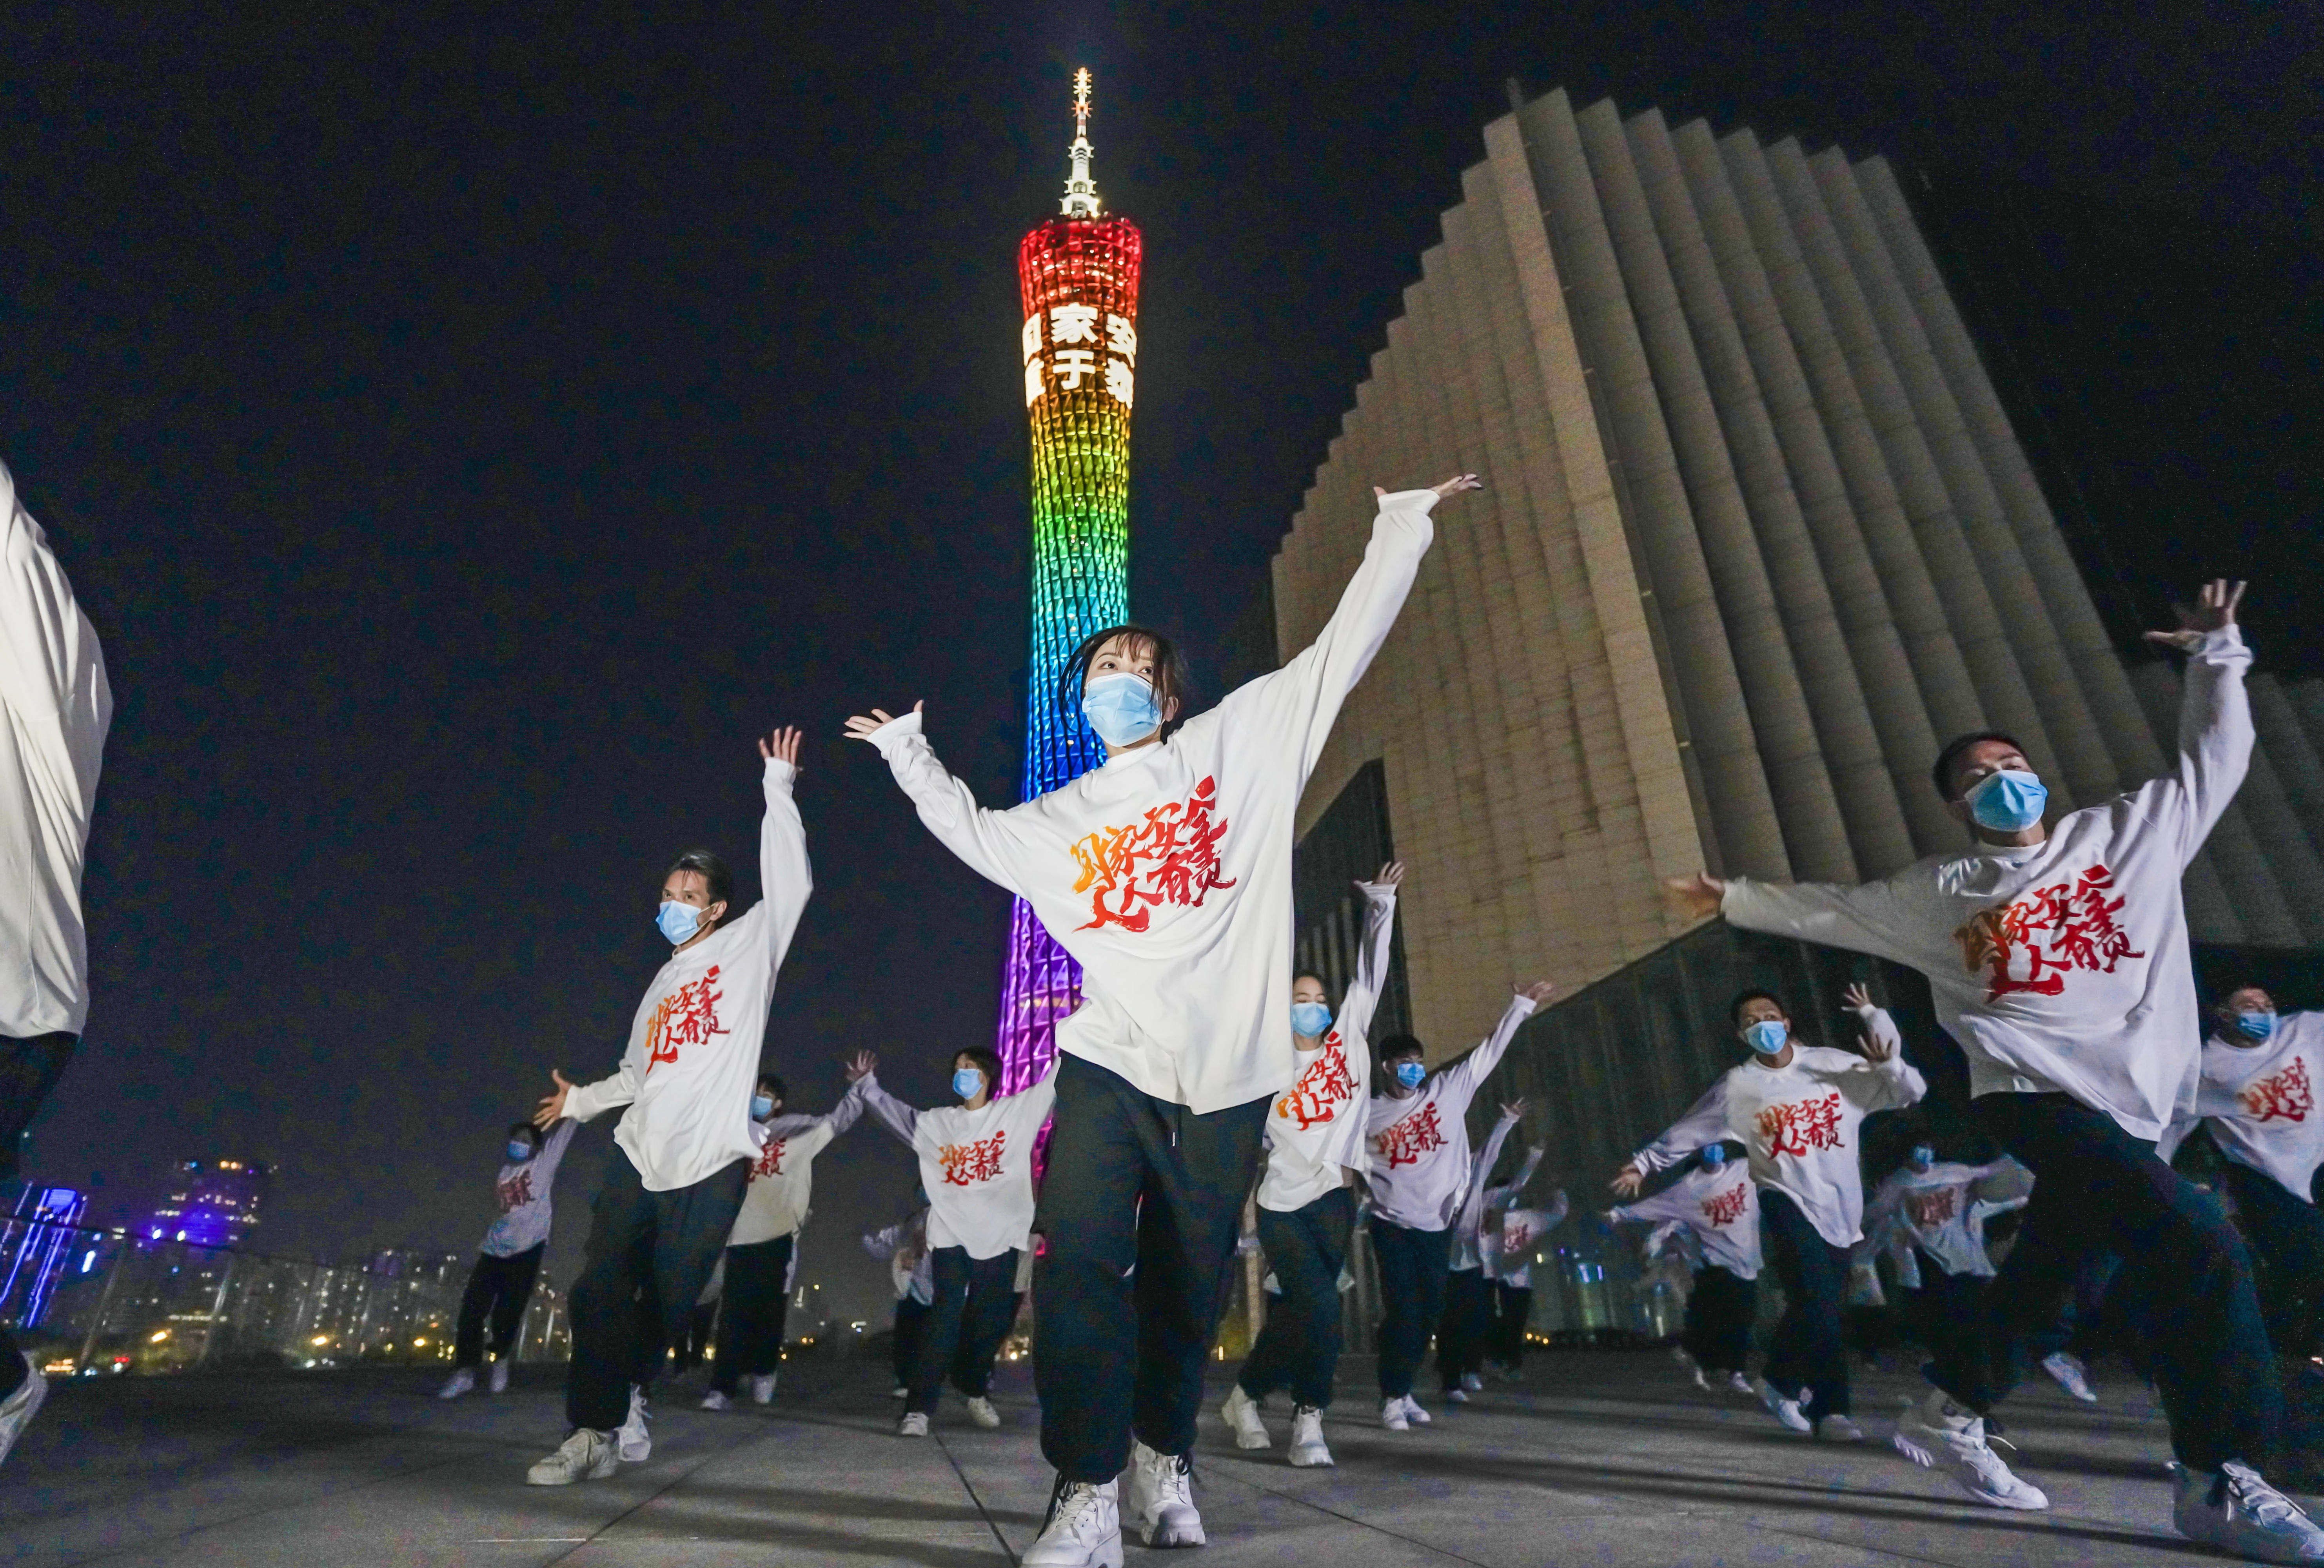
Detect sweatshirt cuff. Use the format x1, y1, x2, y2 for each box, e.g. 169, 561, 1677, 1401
1507, 992, 1540, 1020
1374, 488, 1442, 516
2193, 625, 2250, 664
763, 756, 799, 790
865, 709, 924, 758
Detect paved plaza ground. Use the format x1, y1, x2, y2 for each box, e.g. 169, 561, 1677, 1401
0, 1346, 2275, 1565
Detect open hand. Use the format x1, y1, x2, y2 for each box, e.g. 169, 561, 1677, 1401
1520, 980, 1559, 1006
1843, 982, 1874, 1013
759, 726, 804, 769
1665, 873, 1725, 921
1374, 474, 1483, 503
1498, 1098, 1527, 1122
1372, 860, 1406, 889
534, 1069, 574, 1128
1858, 1027, 1898, 1063
843, 1050, 878, 1083
2144, 579, 2246, 653
844, 701, 922, 742
1609, 1163, 1645, 1199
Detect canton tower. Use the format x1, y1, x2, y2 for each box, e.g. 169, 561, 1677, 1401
995, 69, 1142, 1091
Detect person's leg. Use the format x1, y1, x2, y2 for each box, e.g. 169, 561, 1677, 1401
455, 1253, 502, 1369
911, 1247, 975, 1416
645, 1160, 750, 1394
0, 1033, 76, 1185
1237, 1207, 1310, 1401
1493, 1284, 1532, 1370
1292, 1190, 1355, 1408
565, 1150, 662, 1432
1757, 1190, 1851, 1418
0, 1323, 25, 1400
2223, 1162, 2324, 1363
1717, 1272, 1760, 1376
1436, 1269, 1486, 1392
490, 1245, 546, 1362
950, 1250, 1023, 1398
891, 1296, 926, 1388
1372, 1221, 1423, 1401
733, 1235, 795, 1381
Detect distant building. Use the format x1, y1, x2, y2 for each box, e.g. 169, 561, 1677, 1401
0, 1185, 88, 1329
144, 1158, 270, 1249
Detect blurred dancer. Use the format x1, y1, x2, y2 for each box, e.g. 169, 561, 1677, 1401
1859, 1147, 2028, 1372
440, 1116, 579, 1398
1607, 1143, 1761, 1395
1436, 1102, 1527, 1403
865, 1202, 935, 1399
1477, 1139, 1559, 1382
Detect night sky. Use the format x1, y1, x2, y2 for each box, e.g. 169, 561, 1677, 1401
7, 3, 2315, 1323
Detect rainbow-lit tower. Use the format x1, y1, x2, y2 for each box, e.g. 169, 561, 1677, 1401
995, 69, 1142, 1091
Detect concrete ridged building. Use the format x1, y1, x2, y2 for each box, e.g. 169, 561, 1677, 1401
1275, 88, 2324, 1061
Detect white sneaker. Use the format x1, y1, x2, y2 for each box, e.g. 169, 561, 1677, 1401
1288, 1405, 1334, 1468
891, 1385, 909, 1399
1689, 1366, 1712, 1391
616, 1386, 652, 1462
1023, 1477, 1123, 1568
1402, 1394, 1432, 1424
1221, 1384, 1270, 1450
1817, 1414, 1866, 1443
1126, 1439, 1205, 1548
1445, 1387, 1469, 1404
1725, 1370, 1755, 1397
437, 1367, 476, 1401
2041, 1352, 2098, 1403
1754, 1377, 1811, 1435
2173, 1459, 2324, 1563
750, 1373, 777, 1405
966, 1395, 1002, 1428
1892, 1394, 2049, 1510
898, 1412, 930, 1437
526, 1428, 618, 1486
1380, 1397, 1411, 1432
488, 1358, 510, 1394
0, 1355, 49, 1467
699, 1389, 731, 1410
1460, 1372, 1483, 1393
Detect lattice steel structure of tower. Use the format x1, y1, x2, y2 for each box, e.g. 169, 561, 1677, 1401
995, 69, 1143, 1091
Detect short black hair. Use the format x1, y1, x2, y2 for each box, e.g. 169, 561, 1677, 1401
663, 848, 734, 913
1931, 731, 2026, 802
755, 1071, 788, 1102
1059, 625, 1193, 735
1728, 989, 1788, 1029
505, 1120, 541, 1145
954, 1046, 1004, 1089
1293, 971, 1329, 994
2215, 981, 2273, 1009
1373, 1034, 1426, 1095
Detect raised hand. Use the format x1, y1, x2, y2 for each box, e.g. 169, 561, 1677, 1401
534, 1069, 575, 1128
843, 1050, 878, 1083
1843, 982, 1874, 1013
844, 701, 923, 742
759, 725, 804, 769
1520, 980, 1559, 1006
1609, 1163, 1645, 1199
1858, 1027, 1898, 1064
1372, 860, 1407, 889
2144, 579, 2247, 653
1498, 1098, 1528, 1122
1664, 873, 1726, 921
1374, 474, 1483, 503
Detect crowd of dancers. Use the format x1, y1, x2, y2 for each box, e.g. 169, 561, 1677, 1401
5, 456, 2324, 1564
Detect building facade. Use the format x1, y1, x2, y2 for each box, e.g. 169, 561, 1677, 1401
143, 1158, 269, 1249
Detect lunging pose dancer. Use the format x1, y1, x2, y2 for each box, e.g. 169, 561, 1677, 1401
1220, 865, 1399, 1466
0, 461, 111, 1470
1437, 1101, 1528, 1402
850, 1046, 1055, 1436
1478, 1142, 1560, 1381
701, 1062, 869, 1410
865, 1202, 935, 1399
1667, 582, 2324, 1563
1614, 985, 1925, 1442
1859, 1147, 2027, 1375
1606, 1142, 1760, 1395
848, 475, 1480, 1565
1367, 980, 1555, 1431
523, 725, 814, 1486
440, 1115, 579, 1398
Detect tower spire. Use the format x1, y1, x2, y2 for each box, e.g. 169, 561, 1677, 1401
1060, 67, 1101, 218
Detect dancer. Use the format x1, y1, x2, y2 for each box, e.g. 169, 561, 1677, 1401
848, 1046, 1056, 1437
1613, 984, 1925, 1441
847, 474, 1481, 1564
2159, 985, 2324, 1368
1607, 1143, 1761, 1395
1667, 582, 2322, 1561
865, 1202, 935, 1399
523, 725, 814, 1486
1479, 1167, 1565, 1383
1436, 1101, 1528, 1403
0, 461, 111, 1469
440, 1115, 580, 1398
1220, 864, 1399, 1467
1859, 1146, 2027, 1373
1367, 980, 1556, 1431
702, 1062, 870, 1411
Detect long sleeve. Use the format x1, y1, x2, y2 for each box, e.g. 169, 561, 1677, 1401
852, 1073, 922, 1149
2140, 626, 2255, 865
1485, 1146, 1546, 1211
1848, 1008, 1928, 1112
862, 1223, 904, 1261
532, 1118, 580, 1186
819, 1083, 870, 1140
1434, 992, 1538, 1116
755, 757, 815, 972
1631, 1081, 1730, 1173
1540, 1191, 1569, 1230
1608, 1184, 1697, 1227
0, 466, 110, 759
565, 1043, 645, 1124
864, 711, 1037, 896
1466, 1114, 1521, 1206
1335, 880, 1401, 1043
1720, 870, 1927, 969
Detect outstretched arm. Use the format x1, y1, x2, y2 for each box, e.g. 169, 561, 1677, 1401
1843, 989, 1928, 1112
2140, 579, 2254, 863
1437, 981, 1556, 1115
843, 1055, 920, 1148
753, 726, 815, 971
1336, 863, 1404, 1042
1671, 867, 1925, 969
1618, 1081, 1730, 1189
843, 703, 1040, 894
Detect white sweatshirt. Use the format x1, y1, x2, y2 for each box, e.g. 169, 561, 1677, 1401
1449, 1112, 1522, 1272
479, 1118, 579, 1257
1723, 629, 2251, 1142
728, 1094, 868, 1248
563, 759, 815, 1191
1472, 1143, 1548, 1280
1482, 1192, 1566, 1289
864, 1209, 936, 1306
855, 1062, 1059, 1261
1859, 1161, 2024, 1284
2158, 1013, 2324, 1204
1364, 993, 1538, 1230
1606, 1161, 1763, 1281
1259, 880, 1393, 1213
1630, 1008, 1926, 1248
0, 465, 112, 1038
864, 493, 1440, 1114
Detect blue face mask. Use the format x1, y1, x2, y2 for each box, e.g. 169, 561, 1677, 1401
953, 1068, 986, 1100
1291, 1001, 1333, 1038
1743, 1019, 1788, 1056
506, 1139, 534, 1163
657, 900, 703, 944
1910, 1145, 1935, 1169
1393, 1060, 1427, 1090
1700, 1145, 1727, 1170
2236, 1011, 2279, 1042
1966, 769, 2047, 833
1082, 671, 1163, 748
751, 1094, 776, 1120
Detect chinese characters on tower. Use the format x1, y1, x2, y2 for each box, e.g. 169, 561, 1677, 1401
1022, 304, 1137, 409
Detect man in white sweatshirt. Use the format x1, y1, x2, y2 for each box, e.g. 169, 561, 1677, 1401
1220, 865, 1398, 1468
1365, 979, 1555, 1430
848, 1045, 1057, 1437
1436, 1101, 1528, 1403
847, 474, 1479, 1565
1478, 1152, 1561, 1382
1666, 581, 2324, 1562
1607, 1143, 1761, 1394
0, 463, 111, 1471
1859, 1147, 2028, 1374
523, 726, 814, 1486
440, 1116, 580, 1399
1615, 984, 1925, 1442
2160, 985, 2324, 1370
